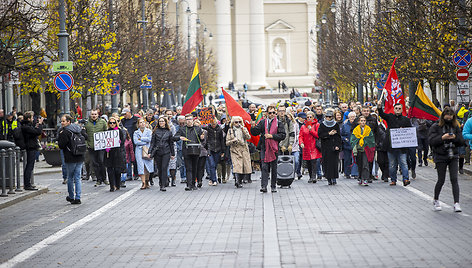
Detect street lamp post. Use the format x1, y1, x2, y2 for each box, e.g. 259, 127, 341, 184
357, 0, 363, 103
138, 0, 149, 111
58, 0, 70, 115
330, 1, 339, 105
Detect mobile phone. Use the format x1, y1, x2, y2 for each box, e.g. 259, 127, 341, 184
449, 133, 454, 136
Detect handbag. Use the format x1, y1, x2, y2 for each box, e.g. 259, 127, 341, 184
185, 127, 202, 156
142, 145, 152, 160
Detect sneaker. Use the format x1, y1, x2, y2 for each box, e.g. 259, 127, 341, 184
459, 169, 464, 175
62, 179, 67, 184
271, 187, 277, 193
208, 180, 213, 186
418, 162, 423, 167
185, 187, 192, 191
454, 203, 462, 212
297, 174, 302, 180
121, 181, 126, 188
308, 178, 313, 183
344, 175, 351, 179
94, 182, 101, 187
181, 180, 187, 184
433, 200, 442, 211
66, 196, 74, 203
218, 178, 222, 183
424, 161, 428, 166
390, 181, 396, 186
403, 179, 410, 186
104, 180, 110, 185
363, 180, 369, 186
72, 199, 81, 204
260, 187, 267, 193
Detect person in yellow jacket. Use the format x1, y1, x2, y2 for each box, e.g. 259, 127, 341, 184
1, 112, 18, 142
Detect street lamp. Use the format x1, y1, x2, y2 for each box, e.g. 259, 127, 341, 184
330, 2, 336, 13
321, 14, 327, 24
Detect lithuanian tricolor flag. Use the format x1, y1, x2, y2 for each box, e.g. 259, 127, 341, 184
255, 108, 263, 123
408, 82, 441, 121
181, 60, 204, 115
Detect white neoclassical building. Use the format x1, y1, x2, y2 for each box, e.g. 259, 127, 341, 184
168, 0, 318, 90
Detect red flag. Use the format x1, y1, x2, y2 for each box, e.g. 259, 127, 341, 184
383, 58, 406, 115
222, 88, 251, 122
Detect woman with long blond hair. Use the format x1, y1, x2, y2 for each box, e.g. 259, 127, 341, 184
133, 118, 154, 189
226, 116, 252, 188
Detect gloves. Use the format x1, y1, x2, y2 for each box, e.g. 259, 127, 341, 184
287, 145, 292, 153
281, 146, 286, 152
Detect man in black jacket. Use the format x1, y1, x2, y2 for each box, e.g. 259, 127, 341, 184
174, 114, 204, 191
58, 114, 87, 204
377, 101, 412, 186
204, 118, 225, 185
21, 111, 44, 190
251, 105, 286, 193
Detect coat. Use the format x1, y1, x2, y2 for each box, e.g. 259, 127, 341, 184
341, 120, 353, 151
57, 123, 88, 163
226, 126, 252, 174
430, 122, 465, 162
21, 120, 43, 151
299, 120, 321, 160
378, 108, 412, 152
84, 118, 107, 149
104, 127, 126, 170
125, 139, 135, 163
149, 127, 175, 157
133, 127, 154, 174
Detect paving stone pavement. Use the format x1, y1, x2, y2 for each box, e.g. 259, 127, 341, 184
1, 164, 472, 268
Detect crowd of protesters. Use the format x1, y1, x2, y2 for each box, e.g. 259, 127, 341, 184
1, 93, 471, 213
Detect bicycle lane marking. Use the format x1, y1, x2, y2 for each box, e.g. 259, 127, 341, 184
0, 186, 140, 268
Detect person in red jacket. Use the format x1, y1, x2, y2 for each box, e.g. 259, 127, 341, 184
299, 111, 322, 183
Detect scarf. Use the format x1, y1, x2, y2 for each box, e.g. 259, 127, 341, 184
352, 125, 371, 147
323, 119, 336, 128
264, 118, 279, 163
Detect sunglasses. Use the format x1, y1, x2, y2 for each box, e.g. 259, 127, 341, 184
268, 112, 276, 115
235, 121, 242, 123
109, 121, 117, 125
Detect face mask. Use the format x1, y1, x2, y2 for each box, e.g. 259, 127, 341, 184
444, 119, 453, 123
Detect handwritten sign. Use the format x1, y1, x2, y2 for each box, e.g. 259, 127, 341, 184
390, 127, 418, 149
198, 107, 215, 125
94, 130, 120, 150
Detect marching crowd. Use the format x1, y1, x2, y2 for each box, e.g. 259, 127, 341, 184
1, 95, 471, 212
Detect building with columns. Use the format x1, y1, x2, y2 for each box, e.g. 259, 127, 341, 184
168, 0, 318, 90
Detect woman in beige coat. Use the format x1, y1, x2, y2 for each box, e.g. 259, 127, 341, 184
226, 116, 252, 188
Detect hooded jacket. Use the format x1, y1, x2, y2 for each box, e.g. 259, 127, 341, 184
58, 124, 88, 163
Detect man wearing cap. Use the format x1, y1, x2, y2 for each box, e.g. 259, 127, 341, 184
121, 108, 139, 180
85, 109, 108, 186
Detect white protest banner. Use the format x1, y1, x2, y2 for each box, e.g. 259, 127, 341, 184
390, 127, 418, 149
94, 130, 120, 150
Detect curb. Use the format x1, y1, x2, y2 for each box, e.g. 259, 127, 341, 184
0, 187, 49, 210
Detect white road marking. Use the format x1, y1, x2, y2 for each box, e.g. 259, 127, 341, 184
263, 193, 281, 268
404, 185, 470, 217
0, 186, 140, 268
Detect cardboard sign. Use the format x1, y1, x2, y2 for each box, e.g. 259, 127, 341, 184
198, 107, 215, 125
94, 130, 120, 150
390, 127, 418, 148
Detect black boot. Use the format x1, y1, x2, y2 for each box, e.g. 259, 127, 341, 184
171, 178, 176, 187
236, 174, 243, 188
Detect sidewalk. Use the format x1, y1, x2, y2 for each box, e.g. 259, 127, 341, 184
0, 156, 61, 209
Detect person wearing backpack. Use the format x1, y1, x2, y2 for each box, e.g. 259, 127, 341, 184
58, 114, 88, 204
21, 111, 44, 190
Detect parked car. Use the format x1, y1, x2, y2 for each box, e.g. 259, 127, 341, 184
290, 96, 311, 105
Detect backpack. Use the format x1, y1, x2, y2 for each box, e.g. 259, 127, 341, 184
68, 130, 86, 156
13, 127, 26, 149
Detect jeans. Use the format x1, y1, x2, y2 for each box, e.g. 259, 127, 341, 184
315, 158, 322, 177
292, 151, 301, 176
65, 162, 83, 200
24, 150, 37, 188
207, 151, 220, 183
417, 137, 429, 164
343, 149, 353, 176
387, 150, 409, 182
178, 149, 186, 180
60, 150, 67, 180
434, 158, 460, 203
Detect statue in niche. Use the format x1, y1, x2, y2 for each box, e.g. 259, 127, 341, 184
272, 42, 284, 72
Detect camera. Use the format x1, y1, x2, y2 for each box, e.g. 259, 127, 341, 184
444, 142, 455, 159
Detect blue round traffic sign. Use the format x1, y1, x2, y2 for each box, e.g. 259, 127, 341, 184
452, 49, 471, 68
54, 72, 74, 92
111, 83, 120, 96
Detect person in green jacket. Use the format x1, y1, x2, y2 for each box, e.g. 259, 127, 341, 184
351, 116, 376, 186
85, 109, 108, 186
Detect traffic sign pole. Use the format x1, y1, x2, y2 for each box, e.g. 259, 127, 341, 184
58, 0, 70, 115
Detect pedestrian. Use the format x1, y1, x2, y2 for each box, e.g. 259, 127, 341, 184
149, 116, 175, 191
299, 111, 321, 183
351, 116, 376, 186
318, 109, 342, 185
204, 118, 225, 186
104, 117, 126, 192
21, 111, 44, 190
341, 112, 356, 179
278, 106, 296, 156
134, 118, 154, 189
376, 116, 390, 182
226, 116, 252, 188
287, 112, 302, 179
84, 109, 108, 186
173, 113, 204, 191
57, 114, 87, 204
251, 105, 286, 192
175, 115, 187, 184
1, 112, 18, 142
412, 118, 432, 167
121, 130, 134, 188
165, 110, 178, 187
121, 108, 138, 180
377, 101, 412, 186
430, 108, 465, 212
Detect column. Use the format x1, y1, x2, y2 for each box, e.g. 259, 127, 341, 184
215, 0, 233, 88
307, 1, 317, 75
249, 0, 267, 89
